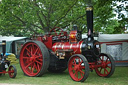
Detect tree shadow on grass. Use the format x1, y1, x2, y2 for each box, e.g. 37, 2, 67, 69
44, 69, 69, 77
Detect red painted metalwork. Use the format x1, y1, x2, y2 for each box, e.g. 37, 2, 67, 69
68, 54, 89, 82
52, 41, 83, 55
0, 41, 17, 78
68, 56, 85, 81
42, 36, 53, 49
106, 43, 122, 45
20, 42, 43, 76
0, 71, 12, 74
8, 65, 17, 78
0, 66, 17, 78
50, 27, 64, 36
95, 54, 113, 77
115, 61, 128, 63
19, 26, 115, 82
69, 30, 78, 43
100, 40, 128, 44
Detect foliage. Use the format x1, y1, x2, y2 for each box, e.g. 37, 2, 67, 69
112, 0, 128, 33
0, 0, 127, 37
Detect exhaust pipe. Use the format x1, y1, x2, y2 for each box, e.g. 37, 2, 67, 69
86, 6, 94, 41
85, 0, 94, 41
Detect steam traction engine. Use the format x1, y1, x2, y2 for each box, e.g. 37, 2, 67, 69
19, 6, 115, 82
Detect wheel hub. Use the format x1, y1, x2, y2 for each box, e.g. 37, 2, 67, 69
30, 55, 36, 62
102, 62, 107, 68
74, 65, 80, 71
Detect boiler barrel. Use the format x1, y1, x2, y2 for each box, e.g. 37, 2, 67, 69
52, 41, 83, 54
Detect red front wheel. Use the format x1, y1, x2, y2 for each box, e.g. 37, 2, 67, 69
95, 53, 115, 77
68, 54, 89, 82
8, 65, 17, 78
20, 41, 50, 77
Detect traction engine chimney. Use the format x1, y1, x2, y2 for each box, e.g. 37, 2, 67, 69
85, 0, 94, 41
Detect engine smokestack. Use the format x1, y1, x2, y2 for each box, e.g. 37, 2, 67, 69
86, 6, 93, 35
85, 0, 94, 41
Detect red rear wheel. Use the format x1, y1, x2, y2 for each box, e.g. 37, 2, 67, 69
20, 41, 50, 77
8, 65, 17, 78
68, 54, 89, 82
95, 53, 115, 77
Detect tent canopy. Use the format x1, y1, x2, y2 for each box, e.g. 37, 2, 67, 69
0, 37, 28, 53
0, 37, 27, 42
98, 34, 128, 42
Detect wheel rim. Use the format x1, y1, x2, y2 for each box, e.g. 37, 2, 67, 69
8, 66, 15, 78
95, 54, 112, 77
68, 56, 86, 81
20, 42, 43, 76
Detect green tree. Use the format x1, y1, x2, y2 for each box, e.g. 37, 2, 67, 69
0, 0, 127, 37
112, 0, 128, 33
0, 0, 81, 36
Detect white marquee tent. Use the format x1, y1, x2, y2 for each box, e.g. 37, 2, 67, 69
0, 37, 28, 58
98, 34, 128, 61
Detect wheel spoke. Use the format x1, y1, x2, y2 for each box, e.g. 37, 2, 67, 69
104, 68, 106, 74
35, 55, 42, 59
31, 46, 33, 55
79, 70, 85, 74
99, 67, 102, 73
73, 59, 76, 65
27, 52, 31, 57
72, 62, 75, 66
37, 63, 40, 72
25, 62, 32, 69
34, 63, 38, 72
79, 60, 83, 65
25, 59, 31, 64
80, 66, 85, 69
31, 63, 33, 71
10, 69, 14, 73
76, 73, 78, 78
107, 61, 111, 64
80, 72, 83, 77
105, 68, 109, 74
34, 48, 39, 55
106, 57, 108, 63
74, 71, 78, 78
35, 60, 42, 65
32, 64, 35, 74
32, 44, 34, 50
71, 67, 75, 71
23, 57, 30, 59
102, 56, 104, 61
99, 57, 102, 61
25, 48, 31, 53
37, 59, 43, 62
107, 66, 111, 69
97, 61, 102, 64
78, 58, 80, 62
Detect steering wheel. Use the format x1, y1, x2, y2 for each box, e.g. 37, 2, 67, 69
49, 27, 64, 36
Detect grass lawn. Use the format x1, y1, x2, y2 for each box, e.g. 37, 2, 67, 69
0, 62, 128, 85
